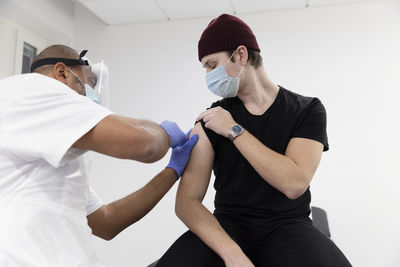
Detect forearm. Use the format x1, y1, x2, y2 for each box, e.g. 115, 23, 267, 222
126, 118, 171, 162
197, 106, 316, 199
74, 115, 170, 162
176, 199, 245, 263
233, 131, 306, 199
99, 168, 177, 239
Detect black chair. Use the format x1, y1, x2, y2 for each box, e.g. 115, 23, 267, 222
147, 206, 331, 267
311, 206, 331, 238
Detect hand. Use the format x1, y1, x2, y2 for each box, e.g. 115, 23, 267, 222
166, 129, 199, 178
160, 121, 187, 148
196, 107, 236, 138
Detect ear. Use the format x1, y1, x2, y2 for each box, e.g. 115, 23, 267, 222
237, 45, 248, 66
53, 62, 68, 84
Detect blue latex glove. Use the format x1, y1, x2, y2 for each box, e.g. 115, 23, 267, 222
166, 130, 199, 178
160, 121, 187, 148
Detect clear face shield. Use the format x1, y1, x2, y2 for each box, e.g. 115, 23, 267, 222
30, 50, 111, 108
81, 61, 110, 108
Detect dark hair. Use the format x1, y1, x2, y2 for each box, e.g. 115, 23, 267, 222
227, 48, 263, 69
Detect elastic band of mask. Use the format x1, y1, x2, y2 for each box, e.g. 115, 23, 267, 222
66, 67, 85, 86
227, 49, 244, 77
227, 49, 237, 63
30, 50, 89, 73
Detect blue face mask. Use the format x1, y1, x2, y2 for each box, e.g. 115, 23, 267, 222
205, 50, 244, 98
84, 84, 100, 104
68, 68, 100, 104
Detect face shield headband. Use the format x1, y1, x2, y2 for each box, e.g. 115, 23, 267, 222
29, 50, 90, 73
29, 50, 111, 108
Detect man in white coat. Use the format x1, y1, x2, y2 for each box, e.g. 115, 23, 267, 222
0, 44, 198, 266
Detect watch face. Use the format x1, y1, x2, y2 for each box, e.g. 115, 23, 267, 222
232, 125, 242, 134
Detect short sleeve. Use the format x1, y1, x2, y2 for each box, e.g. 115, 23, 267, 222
87, 187, 104, 216
3, 74, 113, 167
198, 101, 222, 154
291, 98, 329, 151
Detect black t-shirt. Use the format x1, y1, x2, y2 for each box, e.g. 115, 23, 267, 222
201, 86, 329, 219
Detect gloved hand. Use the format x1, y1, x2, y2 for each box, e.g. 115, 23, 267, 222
160, 121, 187, 148
166, 130, 199, 178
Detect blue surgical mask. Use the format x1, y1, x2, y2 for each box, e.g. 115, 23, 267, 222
68, 68, 100, 104
205, 50, 244, 98
84, 84, 100, 104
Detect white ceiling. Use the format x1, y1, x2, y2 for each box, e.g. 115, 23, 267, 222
76, 0, 377, 25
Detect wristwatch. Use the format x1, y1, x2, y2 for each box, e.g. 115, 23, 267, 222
228, 124, 244, 141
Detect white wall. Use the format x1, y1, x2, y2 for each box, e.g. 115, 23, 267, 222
74, 1, 400, 266
0, 0, 74, 78
0, 0, 74, 44
0, 16, 16, 78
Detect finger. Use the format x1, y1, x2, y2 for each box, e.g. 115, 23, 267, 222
186, 128, 193, 138
197, 108, 215, 121
202, 114, 211, 124
196, 111, 208, 121
185, 134, 199, 148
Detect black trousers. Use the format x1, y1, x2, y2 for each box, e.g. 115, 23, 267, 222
157, 213, 352, 267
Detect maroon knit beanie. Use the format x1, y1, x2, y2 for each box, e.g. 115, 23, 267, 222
198, 14, 260, 61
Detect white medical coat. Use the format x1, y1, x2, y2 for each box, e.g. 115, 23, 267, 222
0, 73, 113, 266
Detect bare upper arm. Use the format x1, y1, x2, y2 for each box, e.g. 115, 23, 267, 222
285, 137, 324, 184
176, 122, 215, 203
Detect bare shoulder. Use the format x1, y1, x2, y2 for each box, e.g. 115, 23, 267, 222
177, 122, 215, 201
187, 122, 214, 167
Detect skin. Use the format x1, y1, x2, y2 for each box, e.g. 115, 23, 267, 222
176, 46, 324, 267
48, 62, 171, 163
87, 168, 178, 240
40, 61, 185, 239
